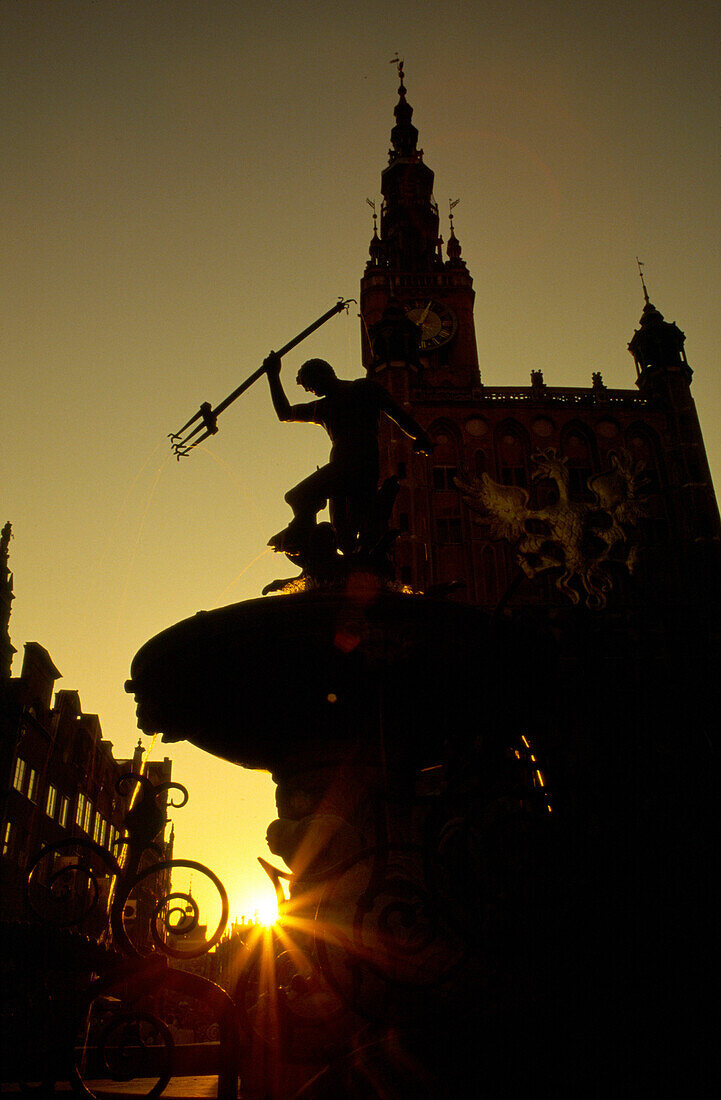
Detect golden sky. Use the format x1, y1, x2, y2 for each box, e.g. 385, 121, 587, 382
3, 0, 720, 921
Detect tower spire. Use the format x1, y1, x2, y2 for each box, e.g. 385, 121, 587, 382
378, 61, 438, 272
388, 55, 420, 162
360, 67, 478, 384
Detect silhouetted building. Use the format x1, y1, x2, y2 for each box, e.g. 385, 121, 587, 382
0, 526, 173, 926
356, 71, 720, 1093
362, 76, 720, 615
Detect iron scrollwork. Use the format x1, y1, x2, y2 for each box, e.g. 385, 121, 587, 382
24, 772, 239, 1098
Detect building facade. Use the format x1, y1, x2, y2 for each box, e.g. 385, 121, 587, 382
356, 73, 720, 1090
0, 525, 173, 927
361, 70, 720, 627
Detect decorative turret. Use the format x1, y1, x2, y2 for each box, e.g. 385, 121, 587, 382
628, 263, 691, 389
366, 205, 385, 269
1, 521, 16, 679
627, 266, 720, 541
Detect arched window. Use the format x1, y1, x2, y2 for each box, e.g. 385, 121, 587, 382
431, 424, 460, 491
625, 426, 668, 546
626, 427, 662, 494
561, 425, 595, 501
430, 423, 463, 547
496, 423, 529, 488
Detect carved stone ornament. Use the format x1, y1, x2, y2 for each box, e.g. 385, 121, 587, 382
456, 448, 649, 609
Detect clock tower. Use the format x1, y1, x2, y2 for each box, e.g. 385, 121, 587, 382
352, 69, 721, 1099
360, 65, 720, 629
360, 64, 480, 395
360, 65, 485, 594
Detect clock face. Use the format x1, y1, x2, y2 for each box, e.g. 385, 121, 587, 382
404, 299, 457, 350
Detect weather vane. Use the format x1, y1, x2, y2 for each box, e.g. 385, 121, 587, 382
636, 256, 650, 305
366, 197, 378, 234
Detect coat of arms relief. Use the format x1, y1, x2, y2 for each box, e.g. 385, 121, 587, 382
456, 448, 649, 609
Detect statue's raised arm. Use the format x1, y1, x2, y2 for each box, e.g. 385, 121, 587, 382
265, 351, 322, 425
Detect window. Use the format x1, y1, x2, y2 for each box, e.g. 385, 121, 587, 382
436, 516, 462, 544
498, 429, 528, 488
533, 477, 559, 509
628, 433, 661, 494
27, 768, 39, 803
568, 465, 592, 498
83, 800, 93, 834
2, 821, 14, 858
75, 793, 86, 828
93, 814, 103, 844
500, 466, 527, 487
59, 796, 70, 828
46, 785, 58, 819
12, 757, 26, 793
562, 430, 594, 501
432, 466, 457, 491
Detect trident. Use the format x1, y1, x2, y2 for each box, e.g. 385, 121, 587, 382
169, 297, 356, 458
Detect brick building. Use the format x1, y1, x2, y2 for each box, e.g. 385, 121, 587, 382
0, 523, 173, 927
361, 71, 720, 626
356, 73, 720, 1089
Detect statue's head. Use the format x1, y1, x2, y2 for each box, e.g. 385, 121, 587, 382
297, 359, 336, 396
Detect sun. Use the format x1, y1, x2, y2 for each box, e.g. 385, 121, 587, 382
253, 894, 280, 927
233, 891, 279, 928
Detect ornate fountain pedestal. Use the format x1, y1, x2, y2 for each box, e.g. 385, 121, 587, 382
127, 574, 555, 1096
128, 576, 511, 768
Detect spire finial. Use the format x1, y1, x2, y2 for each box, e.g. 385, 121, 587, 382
447, 199, 465, 265
636, 256, 650, 306
366, 197, 378, 235
387, 55, 419, 161
390, 53, 405, 93
366, 197, 384, 267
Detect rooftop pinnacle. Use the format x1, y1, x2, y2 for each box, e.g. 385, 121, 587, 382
389, 60, 420, 162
